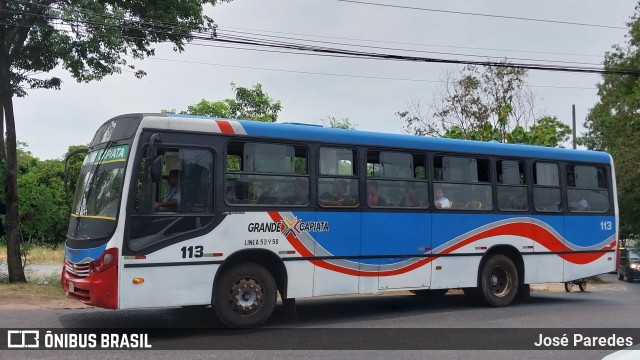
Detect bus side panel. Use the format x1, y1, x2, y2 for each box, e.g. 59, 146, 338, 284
523, 255, 564, 284
563, 215, 616, 281
360, 212, 431, 290
283, 261, 315, 299
432, 214, 576, 288
312, 212, 359, 296
526, 215, 565, 284
120, 261, 218, 308
430, 256, 481, 289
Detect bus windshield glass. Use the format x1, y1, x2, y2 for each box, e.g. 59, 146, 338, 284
67, 144, 129, 240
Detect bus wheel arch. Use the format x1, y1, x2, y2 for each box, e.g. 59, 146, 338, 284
473, 245, 524, 306
212, 249, 288, 307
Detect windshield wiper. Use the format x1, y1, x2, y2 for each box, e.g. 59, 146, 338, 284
72, 140, 116, 235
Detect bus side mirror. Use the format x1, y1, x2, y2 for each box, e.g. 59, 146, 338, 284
149, 133, 162, 157
151, 155, 163, 183
64, 148, 88, 192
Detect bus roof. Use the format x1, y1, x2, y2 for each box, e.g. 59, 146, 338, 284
161, 114, 612, 164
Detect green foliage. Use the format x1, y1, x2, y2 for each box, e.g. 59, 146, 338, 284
582, 3, 640, 237
167, 83, 282, 122
2, 0, 232, 282
523, 116, 572, 147
322, 116, 358, 130
6, 0, 233, 97
184, 98, 235, 118
0, 144, 86, 245
442, 109, 570, 148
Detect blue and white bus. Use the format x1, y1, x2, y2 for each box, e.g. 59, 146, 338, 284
62, 113, 618, 328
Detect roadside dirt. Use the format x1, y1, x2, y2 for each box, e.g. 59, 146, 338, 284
0, 294, 91, 310
0, 279, 627, 310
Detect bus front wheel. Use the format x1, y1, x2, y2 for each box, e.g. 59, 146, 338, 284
214, 263, 277, 328
478, 254, 519, 307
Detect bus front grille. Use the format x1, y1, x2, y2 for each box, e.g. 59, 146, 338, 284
65, 259, 90, 278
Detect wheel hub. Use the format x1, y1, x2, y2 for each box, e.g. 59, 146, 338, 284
490, 274, 499, 286
489, 266, 511, 297
228, 277, 264, 316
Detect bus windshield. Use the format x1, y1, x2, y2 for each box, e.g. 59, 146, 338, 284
67, 144, 128, 241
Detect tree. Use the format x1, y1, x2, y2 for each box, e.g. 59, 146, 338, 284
397, 62, 550, 142
321, 116, 358, 130
166, 83, 283, 122
1, 0, 231, 282
0, 143, 85, 245
397, 63, 572, 147
581, 3, 640, 237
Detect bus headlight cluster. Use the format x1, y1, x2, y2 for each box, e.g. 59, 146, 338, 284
631, 263, 638, 269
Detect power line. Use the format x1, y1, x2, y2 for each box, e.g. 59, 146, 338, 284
336, 0, 627, 30
8, 0, 610, 59
147, 56, 598, 90
2, 6, 609, 68
216, 28, 603, 66
219, 25, 604, 59
4, 8, 638, 76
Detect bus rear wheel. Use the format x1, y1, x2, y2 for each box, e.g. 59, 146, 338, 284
214, 263, 277, 328
478, 254, 519, 307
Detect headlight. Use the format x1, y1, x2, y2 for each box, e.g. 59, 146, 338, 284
631, 263, 638, 269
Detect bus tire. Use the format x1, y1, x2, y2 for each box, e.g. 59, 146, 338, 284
214, 263, 277, 328
478, 254, 519, 307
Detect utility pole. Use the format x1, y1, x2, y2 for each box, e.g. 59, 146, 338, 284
572, 104, 577, 149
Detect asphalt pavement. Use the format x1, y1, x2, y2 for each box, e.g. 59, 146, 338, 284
1, 273, 638, 360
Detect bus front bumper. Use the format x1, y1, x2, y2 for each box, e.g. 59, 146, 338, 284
62, 264, 118, 309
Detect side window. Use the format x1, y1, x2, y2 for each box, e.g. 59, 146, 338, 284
366, 151, 428, 208
127, 145, 215, 252
497, 159, 528, 211
318, 147, 360, 207
533, 162, 561, 212
155, 148, 214, 213
226, 141, 309, 206
433, 156, 492, 210
566, 164, 610, 212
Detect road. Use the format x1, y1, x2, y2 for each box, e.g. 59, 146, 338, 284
1, 273, 639, 360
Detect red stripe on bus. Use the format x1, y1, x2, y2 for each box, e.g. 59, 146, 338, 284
216, 120, 235, 134
267, 212, 613, 276
267, 211, 434, 277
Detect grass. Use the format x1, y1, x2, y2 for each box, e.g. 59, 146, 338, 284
0, 273, 63, 298
0, 243, 65, 264
0, 244, 65, 298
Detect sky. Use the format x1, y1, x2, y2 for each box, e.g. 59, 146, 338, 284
13, 0, 638, 159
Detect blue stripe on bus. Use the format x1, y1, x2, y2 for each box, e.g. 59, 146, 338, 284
292, 212, 616, 265
235, 120, 611, 163
65, 244, 106, 263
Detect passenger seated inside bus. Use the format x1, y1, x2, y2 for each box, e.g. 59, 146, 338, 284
434, 187, 451, 209
257, 182, 279, 204
231, 180, 250, 204
568, 190, 590, 211
155, 169, 180, 212
367, 180, 387, 207
283, 179, 308, 205
399, 183, 420, 207
319, 179, 358, 206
